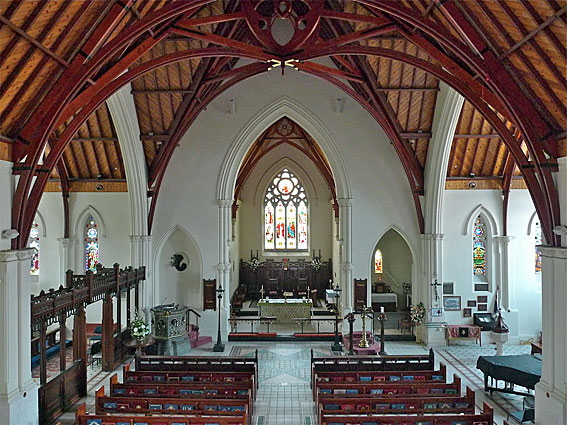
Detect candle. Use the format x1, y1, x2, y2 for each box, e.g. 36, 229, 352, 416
380, 306, 385, 313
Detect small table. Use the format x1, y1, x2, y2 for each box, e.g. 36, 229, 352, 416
446, 325, 481, 346
123, 335, 156, 356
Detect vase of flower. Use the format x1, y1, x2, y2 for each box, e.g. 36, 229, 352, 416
410, 302, 426, 343
130, 311, 150, 343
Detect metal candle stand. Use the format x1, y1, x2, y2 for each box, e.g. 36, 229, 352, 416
213, 283, 225, 352
378, 310, 387, 355
331, 285, 343, 352
346, 313, 355, 355
358, 306, 373, 348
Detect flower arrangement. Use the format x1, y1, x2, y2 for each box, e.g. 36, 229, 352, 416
311, 257, 321, 271
131, 312, 150, 340
410, 302, 426, 325
249, 257, 260, 271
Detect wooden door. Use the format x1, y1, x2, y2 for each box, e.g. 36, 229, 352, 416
354, 278, 367, 312
203, 279, 217, 310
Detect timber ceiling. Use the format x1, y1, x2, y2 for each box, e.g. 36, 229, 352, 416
0, 0, 565, 243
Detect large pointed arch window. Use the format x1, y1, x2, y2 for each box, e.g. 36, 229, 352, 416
472, 216, 486, 276
264, 168, 308, 250
374, 249, 383, 274
85, 216, 99, 272
28, 220, 40, 276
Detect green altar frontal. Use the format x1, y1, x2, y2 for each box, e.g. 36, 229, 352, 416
258, 298, 313, 323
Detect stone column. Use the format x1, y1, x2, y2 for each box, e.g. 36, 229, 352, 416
57, 238, 73, 283
130, 235, 152, 309
420, 233, 447, 346
337, 198, 353, 313
535, 246, 567, 425
0, 249, 38, 425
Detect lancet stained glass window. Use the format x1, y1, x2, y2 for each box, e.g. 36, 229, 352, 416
534, 221, 542, 273
473, 216, 486, 276
29, 220, 40, 275
264, 169, 307, 250
85, 216, 99, 272
374, 249, 383, 274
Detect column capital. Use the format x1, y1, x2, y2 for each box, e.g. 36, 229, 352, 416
57, 237, 73, 247
214, 263, 231, 272
340, 261, 353, 271
494, 235, 514, 245
538, 245, 567, 259
0, 248, 34, 262
218, 199, 233, 208
336, 198, 352, 207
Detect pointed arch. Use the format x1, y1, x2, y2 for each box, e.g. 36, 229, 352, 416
217, 96, 351, 202
152, 224, 204, 309
34, 211, 47, 238
527, 211, 539, 237
369, 224, 418, 272
73, 205, 107, 239
462, 205, 500, 237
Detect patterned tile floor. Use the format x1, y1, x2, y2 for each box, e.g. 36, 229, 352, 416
56, 338, 533, 425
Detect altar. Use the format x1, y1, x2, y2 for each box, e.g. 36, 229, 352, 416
258, 298, 312, 324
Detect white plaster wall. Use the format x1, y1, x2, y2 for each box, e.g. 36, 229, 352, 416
442, 189, 542, 338
151, 69, 421, 320
237, 144, 333, 261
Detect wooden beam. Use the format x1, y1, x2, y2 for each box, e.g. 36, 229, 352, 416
454, 134, 500, 139
132, 88, 194, 94
498, 6, 566, 61
0, 15, 70, 67
400, 132, 431, 138
140, 134, 170, 141
375, 87, 439, 92
71, 137, 118, 142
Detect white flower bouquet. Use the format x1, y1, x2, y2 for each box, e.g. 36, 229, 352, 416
410, 302, 426, 325
311, 257, 321, 271
131, 312, 150, 340
249, 257, 260, 271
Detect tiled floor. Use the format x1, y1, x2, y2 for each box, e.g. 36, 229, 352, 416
57, 338, 533, 425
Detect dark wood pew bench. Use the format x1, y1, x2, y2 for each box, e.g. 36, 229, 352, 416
317, 387, 475, 423
320, 401, 493, 425
95, 389, 250, 425
76, 402, 246, 425
311, 349, 436, 386
314, 376, 462, 406
108, 376, 254, 414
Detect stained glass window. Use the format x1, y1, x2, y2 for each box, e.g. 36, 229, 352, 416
374, 249, 383, 274
29, 221, 40, 275
85, 216, 99, 272
264, 169, 308, 250
534, 221, 542, 273
473, 216, 486, 276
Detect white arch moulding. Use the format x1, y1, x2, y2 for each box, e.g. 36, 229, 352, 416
368, 224, 421, 307
34, 210, 47, 238
152, 224, 204, 311
462, 204, 500, 237
74, 205, 107, 239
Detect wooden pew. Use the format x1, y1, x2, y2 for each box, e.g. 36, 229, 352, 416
313, 364, 447, 400
135, 352, 258, 388
108, 375, 254, 414
122, 368, 256, 400
314, 376, 462, 406
75, 402, 246, 425
311, 349, 435, 386
95, 387, 250, 425
320, 401, 494, 425
318, 386, 475, 423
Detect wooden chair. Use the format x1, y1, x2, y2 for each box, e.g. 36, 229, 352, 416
266, 278, 279, 298
296, 277, 308, 298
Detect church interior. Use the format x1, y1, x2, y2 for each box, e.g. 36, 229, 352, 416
0, 1, 565, 424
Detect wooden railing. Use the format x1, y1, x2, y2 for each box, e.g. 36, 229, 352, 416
30, 264, 145, 329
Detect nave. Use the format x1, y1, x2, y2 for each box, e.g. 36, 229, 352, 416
56, 340, 533, 425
